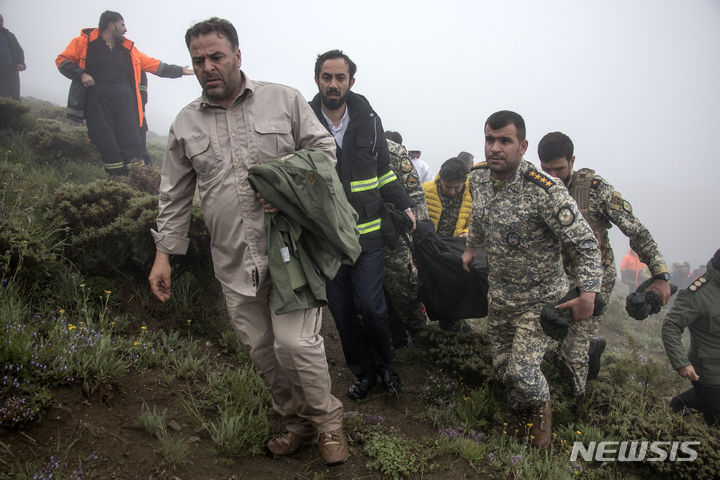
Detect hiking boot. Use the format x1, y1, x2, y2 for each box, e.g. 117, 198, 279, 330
347, 375, 376, 400
380, 367, 402, 393
529, 402, 552, 449
318, 428, 349, 466
587, 336, 606, 381
266, 429, 314, 457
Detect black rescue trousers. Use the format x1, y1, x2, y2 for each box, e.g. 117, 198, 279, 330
326, 247, 395, 380
671, 382, 720, 426
84, 82, 140, 175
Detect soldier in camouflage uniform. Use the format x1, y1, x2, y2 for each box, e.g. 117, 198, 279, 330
538, 131, 671, 395
462, 111, 602, 448
383, 135, 429, 347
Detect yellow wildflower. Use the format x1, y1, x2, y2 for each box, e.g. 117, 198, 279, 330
68, 324, 76, 331
58, 309, 65, 315
576, 430, 582, 435
104, 290, 111, 295
140, 326, 147, 330
133, 341, 139, 346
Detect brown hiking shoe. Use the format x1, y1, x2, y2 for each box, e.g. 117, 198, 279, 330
529, 402, 552, 449
266, 430, 314, 457
317, 428, 349, 466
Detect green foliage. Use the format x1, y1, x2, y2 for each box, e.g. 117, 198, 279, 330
155, 429, 189, 465
126, 164, 161, 195
0, 158, 67, 289
22, 96, 68, 121
455, 383, 503, 430
138, 402, 168, 437
168, 352, 208, 381
208, 409, 269, 457
217, 329, 251, 364
25, 118, 100, 166
363, 432, 432, 479
414, 325, 494, 385
200, 364, 271, 457
0, 97, 30, 131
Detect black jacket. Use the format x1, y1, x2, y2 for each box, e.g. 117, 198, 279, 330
0, 27, 25, 68
413, 220, 488, 321
310, 91, 411, 250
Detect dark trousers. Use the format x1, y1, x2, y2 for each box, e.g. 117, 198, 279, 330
84, 82, 140, 174
671, 383, 720, 426
0, 67, 20, 101
326, 247, 394, 378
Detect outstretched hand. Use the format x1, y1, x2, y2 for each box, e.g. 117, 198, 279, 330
182, 66, 194, 75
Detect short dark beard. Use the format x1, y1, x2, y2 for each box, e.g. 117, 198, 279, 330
320, 90, 348, 111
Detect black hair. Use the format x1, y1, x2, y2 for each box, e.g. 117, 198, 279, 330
537, 131, 574, 163
384, 130, 403, 144
185, 17, 239, 50
485, 110, 526, 142
439, 157, 469, 182
314, 49, 357, 79
99, 11, 123, 31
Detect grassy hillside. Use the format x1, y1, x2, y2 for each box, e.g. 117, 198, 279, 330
0, 97, 717, 480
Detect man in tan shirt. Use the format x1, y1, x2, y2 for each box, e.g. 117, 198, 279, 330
148, 17, 348, 466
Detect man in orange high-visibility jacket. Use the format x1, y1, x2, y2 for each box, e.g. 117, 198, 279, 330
620, 248, 649, 292
56, 10, 192, 175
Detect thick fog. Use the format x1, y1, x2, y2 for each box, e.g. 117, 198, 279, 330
3, 0, 719, 269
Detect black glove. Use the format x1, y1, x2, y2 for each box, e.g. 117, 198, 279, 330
540, 288, 607, 341
625, 278, 678, 321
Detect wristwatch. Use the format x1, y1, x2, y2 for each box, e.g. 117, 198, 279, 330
653, 272, 670, 281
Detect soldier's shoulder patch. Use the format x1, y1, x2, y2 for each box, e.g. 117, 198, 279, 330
406, 174, 419, 189
688, 276, 708, 292
557, 205, 576, 226
525, 168, 555, 192
471, 161, 489, 170
590, 177, 604, 189
400, 157, 414, 173
610, 191, 633, 213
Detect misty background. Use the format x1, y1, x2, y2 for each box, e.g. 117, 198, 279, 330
3, 0, 718, 270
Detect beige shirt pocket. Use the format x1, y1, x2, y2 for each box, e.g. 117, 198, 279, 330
254, 120, 295, 162
186, 135, 224, 188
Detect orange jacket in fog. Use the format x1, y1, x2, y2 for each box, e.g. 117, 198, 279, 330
56, 28, 183, 125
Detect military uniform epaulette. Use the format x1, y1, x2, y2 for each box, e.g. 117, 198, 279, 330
471, 161, 488, 171
688, 276, 709, 292
525, 168, 555, 192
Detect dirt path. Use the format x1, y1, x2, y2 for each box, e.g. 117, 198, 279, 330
1, 310, 483, 479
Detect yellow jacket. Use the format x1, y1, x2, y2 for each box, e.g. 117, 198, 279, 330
422, 177, 472, 237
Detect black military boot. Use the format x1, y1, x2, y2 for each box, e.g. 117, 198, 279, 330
587, 337, 606, 381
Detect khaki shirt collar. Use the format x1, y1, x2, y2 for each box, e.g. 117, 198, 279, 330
199, 71, 254, 108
